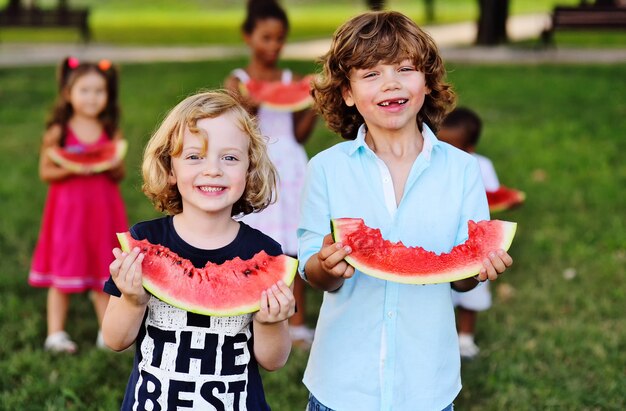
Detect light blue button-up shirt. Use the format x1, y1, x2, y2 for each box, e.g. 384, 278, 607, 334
297, 124, 489, 411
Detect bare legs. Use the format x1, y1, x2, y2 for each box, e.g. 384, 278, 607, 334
456, 307, 477, 335
44, 287, 110, 352
47, 287, 70, 336
288, 275, 315, 348
457, 307, 480, 358
289, 275, 307, 327
91, 291, 110, 329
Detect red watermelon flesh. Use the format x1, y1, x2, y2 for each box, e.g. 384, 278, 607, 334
487, 186, 526, 213
331, 219, 517, 285
117, 233, 298, 316
48, 139, 128, 173
239, 75, 314, 112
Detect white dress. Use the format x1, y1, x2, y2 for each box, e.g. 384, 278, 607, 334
232, 68, 309, 256
473, 153, 500, 192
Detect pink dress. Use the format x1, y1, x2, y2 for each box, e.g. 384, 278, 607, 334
29, 128, 128, 293
232, 69, 309, 256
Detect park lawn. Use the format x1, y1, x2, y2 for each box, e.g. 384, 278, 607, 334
1, 59, 625, 409
0, 0, 586, 45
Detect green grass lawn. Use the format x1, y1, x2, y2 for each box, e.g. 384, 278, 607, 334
0, 0, 587, 45
1, 58, 625, 409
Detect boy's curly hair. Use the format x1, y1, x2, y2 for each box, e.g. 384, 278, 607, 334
312, 11, 456, 140
142, 90, 277, 216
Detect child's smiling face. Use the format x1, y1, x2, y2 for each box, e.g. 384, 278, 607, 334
169, 111, 250, 218
342, 59, 430, 136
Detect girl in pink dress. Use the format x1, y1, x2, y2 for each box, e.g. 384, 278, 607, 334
29, 57, 128, 353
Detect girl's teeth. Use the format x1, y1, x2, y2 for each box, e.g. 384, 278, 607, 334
199, 186, 223, 192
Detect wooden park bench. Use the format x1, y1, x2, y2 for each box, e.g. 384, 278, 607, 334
542, 4, 626, 44
0, 1, 90, 42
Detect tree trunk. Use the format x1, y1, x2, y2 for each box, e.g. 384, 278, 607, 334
366, 0, 385, 10
476, 0, 510, 45
424, 0, 435, 23
6, 0, 22, 13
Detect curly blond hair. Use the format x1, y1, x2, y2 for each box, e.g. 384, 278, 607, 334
313, 10, 456, 140
142, 89, 277, 216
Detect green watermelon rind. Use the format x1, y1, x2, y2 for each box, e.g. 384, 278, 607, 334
238, 77, 314, 112
116, 233, 298, 316
262, 98, 313, 112
48, 139, 128, 174
331, 219, 517, 285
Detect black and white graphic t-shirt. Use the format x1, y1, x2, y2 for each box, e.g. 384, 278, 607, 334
104, 216, 282, 411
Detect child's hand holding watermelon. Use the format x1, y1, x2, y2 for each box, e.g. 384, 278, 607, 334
304, 233, 355, 292
108, 247, 150, 307
102, 247, 150, 351
254, 280, 296, 325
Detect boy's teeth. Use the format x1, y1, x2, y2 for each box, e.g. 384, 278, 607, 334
379, 99, 407, 106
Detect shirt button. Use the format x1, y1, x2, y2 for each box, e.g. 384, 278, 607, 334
387, 311, 394, 318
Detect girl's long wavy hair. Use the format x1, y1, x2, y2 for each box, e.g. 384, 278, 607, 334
47, 57, 120, 143
142, 90, 277, 216
312, 11, 456, 140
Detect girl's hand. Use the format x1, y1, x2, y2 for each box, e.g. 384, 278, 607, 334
105, 160, 125, 182
109, 247, 150, 306
476, 249, 513, 282
76, 165, 94, 176
254, 281, 296, 324
317, 234, 355, 279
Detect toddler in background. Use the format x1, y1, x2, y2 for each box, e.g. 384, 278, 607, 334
439, 106, 498, 359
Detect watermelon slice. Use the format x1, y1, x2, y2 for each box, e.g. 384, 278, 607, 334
117, 233, 298, 316
48, 139, 128, 173
331, 218, 517, 285
487, 186, 526, 213
239, 75, 314, 112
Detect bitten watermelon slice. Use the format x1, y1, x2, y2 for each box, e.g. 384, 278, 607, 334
117, 233, 298, 316
331, 218, 516, 285
487, 186, 526, 213
239, 75, 314, 112
48, 139, 128, 173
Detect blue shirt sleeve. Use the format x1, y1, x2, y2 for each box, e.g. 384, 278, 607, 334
297, 155, 331, 279
455, 156, 490, 245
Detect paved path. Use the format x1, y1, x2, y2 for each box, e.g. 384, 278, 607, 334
1, 13, 625, 67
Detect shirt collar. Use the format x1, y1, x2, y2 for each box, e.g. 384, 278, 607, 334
348, 123, 440, 158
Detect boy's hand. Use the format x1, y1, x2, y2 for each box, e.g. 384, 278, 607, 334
476, 249, 513, 282
317, 233, 355, 279
254, 281, 296, 324
109, 247, 150, 306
